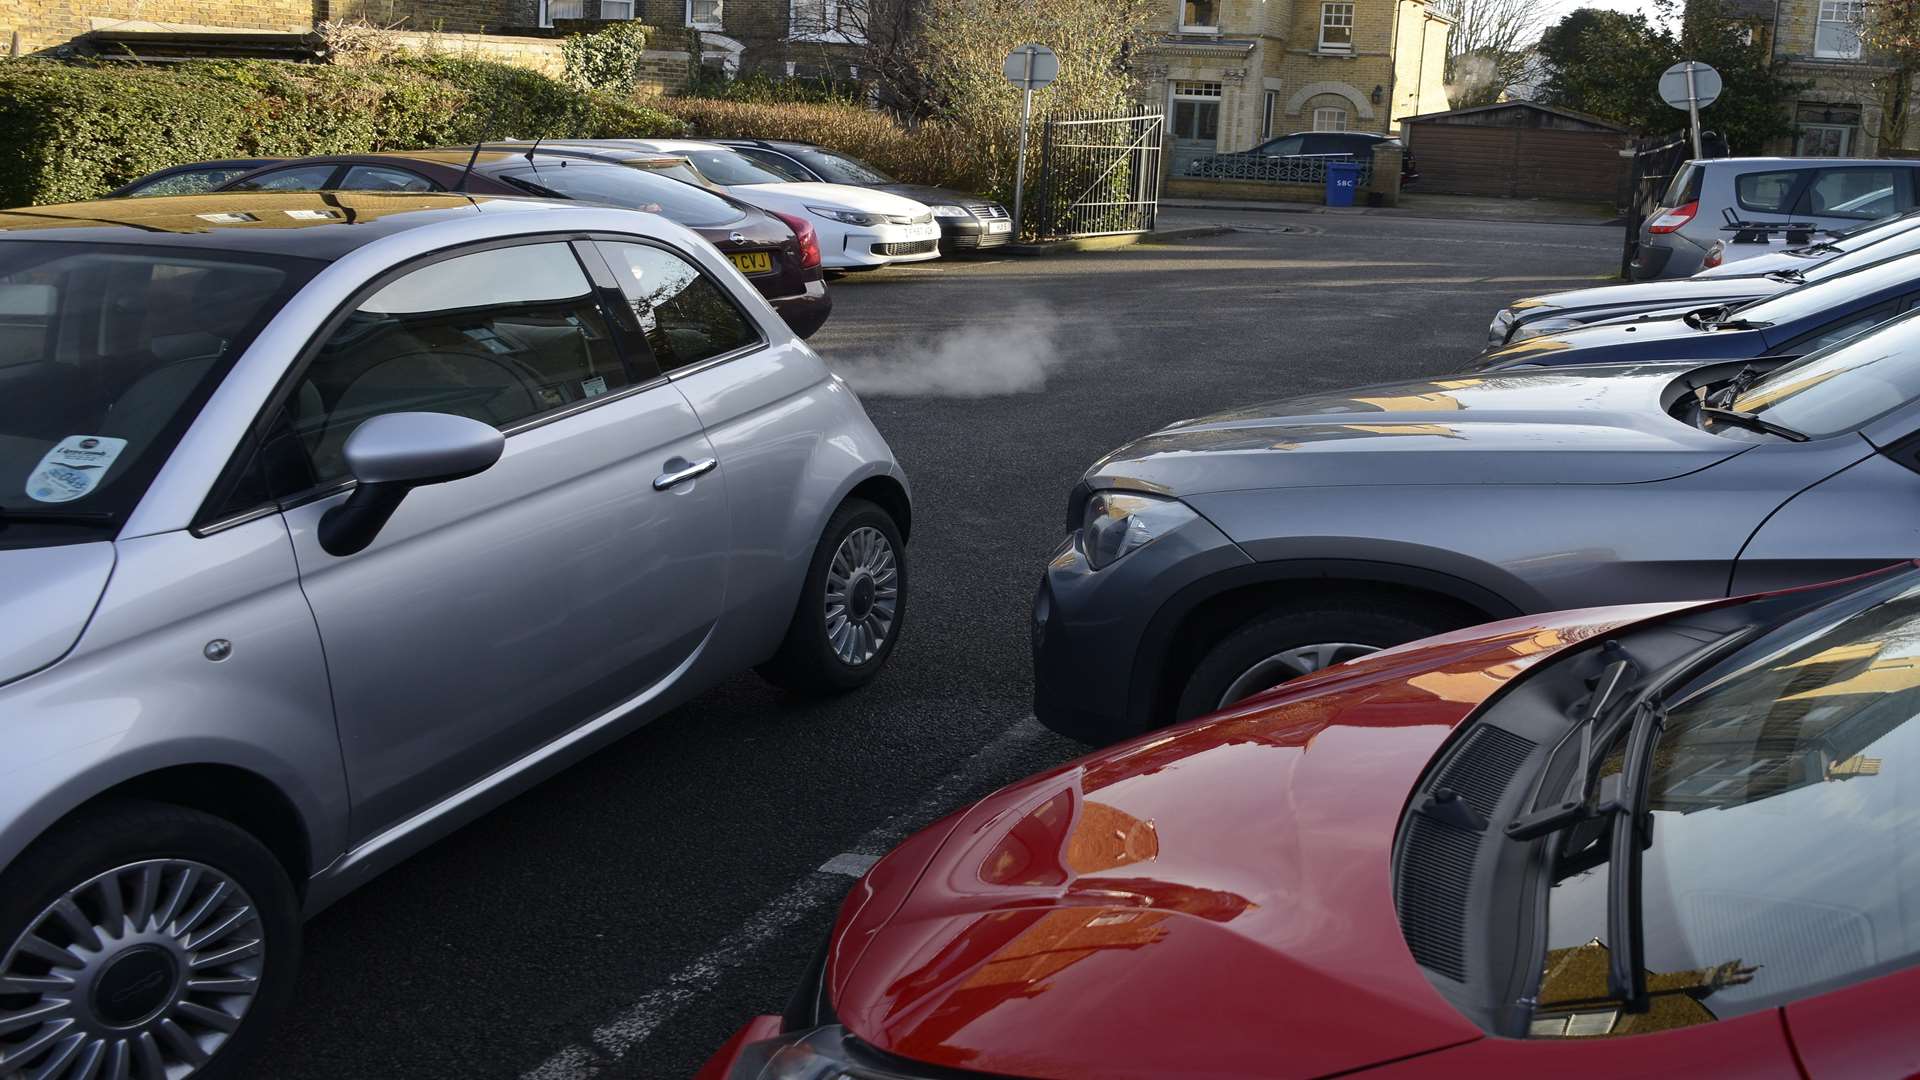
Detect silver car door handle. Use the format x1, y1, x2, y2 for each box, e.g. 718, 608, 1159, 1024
653, 457, 717, 490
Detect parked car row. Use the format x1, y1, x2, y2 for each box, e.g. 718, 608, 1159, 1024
696, 159, 1920, 1076
112, 138, 1016, 270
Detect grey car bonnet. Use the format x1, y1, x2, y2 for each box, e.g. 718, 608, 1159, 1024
1086, 364, 1756, 497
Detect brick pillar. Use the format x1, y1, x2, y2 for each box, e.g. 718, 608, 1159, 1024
1369, 142, 1402, 207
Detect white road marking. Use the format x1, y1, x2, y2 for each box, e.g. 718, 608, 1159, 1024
519, 718, 1058, 1080
817, 852, 882, 877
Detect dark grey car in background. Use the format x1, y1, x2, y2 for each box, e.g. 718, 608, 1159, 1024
1034, 315, 1920, 744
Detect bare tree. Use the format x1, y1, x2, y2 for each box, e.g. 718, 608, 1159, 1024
1433, 0, 1551, 108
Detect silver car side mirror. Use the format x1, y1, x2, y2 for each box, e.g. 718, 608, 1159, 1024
318, 412, 504, 557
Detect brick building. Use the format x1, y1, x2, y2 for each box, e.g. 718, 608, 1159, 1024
1133, 0, 1451, 175
1713, 0, 1912, 156
2, 0, 855, 83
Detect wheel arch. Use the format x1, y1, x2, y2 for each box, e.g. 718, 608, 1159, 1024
845, 473, 912, 542
1132, 558, 1529, 731
2, 754, 325, 904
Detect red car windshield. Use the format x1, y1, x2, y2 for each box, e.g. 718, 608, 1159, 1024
1536, 570, 1920, 1037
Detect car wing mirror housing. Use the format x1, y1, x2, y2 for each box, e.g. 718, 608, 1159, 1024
318, 411, 504, 556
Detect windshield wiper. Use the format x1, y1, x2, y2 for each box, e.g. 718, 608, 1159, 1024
1765, 268, 1806, 284
1507, 642, 1639, 841
1517, 628, 1758, 1013
1605, 699, 1664, 1012
1698, 404, 1809, 442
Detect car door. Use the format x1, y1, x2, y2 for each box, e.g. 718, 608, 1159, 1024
268, 238, 729, 840
589, 236, 835, 658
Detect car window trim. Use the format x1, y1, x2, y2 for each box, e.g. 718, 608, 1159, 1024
190, 231, 657, 535
582, 232, 770, 380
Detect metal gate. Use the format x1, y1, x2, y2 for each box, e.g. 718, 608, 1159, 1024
1030, 112, 1164, 241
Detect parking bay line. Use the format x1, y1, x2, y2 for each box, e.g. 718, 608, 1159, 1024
519, 718, 1057, 1080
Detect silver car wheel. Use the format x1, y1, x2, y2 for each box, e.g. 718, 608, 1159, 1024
1218, 641, 1378, 709
824, 525, 899, 666
0, 859, 265, 1079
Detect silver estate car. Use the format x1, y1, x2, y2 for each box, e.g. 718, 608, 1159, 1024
0, 192, 909, 1078
1631, 157, 1920, 280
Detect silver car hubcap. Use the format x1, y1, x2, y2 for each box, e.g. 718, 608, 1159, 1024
825, 526, 898, 666
0, 859, 265, 1079
1218, 641, 1379, 709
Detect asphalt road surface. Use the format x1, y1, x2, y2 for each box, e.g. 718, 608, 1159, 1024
259, 207, 1621, 1079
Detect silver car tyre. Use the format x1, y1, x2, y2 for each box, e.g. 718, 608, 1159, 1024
758, 498, 908, 693
0, 801, 300, 1080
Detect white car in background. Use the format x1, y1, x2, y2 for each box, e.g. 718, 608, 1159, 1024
572, 139, 943, 270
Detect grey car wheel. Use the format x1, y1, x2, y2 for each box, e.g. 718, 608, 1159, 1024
0, 802, 298, 1080
1216, 642, 1379, 709
1174, 599, 1468, 723
824, 525, 900, 666
758, 498, 909, 694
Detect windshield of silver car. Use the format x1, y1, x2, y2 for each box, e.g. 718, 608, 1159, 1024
1735, 307, 1920, 436
0, 241, 312, 538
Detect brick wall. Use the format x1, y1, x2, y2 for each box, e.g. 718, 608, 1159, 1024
2, 0, 313, 54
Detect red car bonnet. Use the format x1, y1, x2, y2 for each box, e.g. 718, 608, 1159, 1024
827, 602, 1701, 1080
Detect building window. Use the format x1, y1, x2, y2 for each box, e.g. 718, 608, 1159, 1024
790, 0, 865, 41
600, 0, 633, 17
1797, 123, 1854, 156
1171, 81, 1223, 146
1313, 106, 1350, 131
1320, 1, 1354, 52
687, 0, 722, 29
1181, 0, 1217, 31
1263, 90, 1279, 138
1816, 0, 1862, 58
542, 0, 583, 21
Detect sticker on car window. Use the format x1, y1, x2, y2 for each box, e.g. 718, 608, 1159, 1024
25, 435, 128, 503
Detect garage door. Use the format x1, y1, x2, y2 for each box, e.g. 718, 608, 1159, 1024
1409, 125, 1627, 201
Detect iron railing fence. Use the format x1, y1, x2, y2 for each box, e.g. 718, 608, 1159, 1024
1184, 151, 1372, 186
1030, 111, 1164, 241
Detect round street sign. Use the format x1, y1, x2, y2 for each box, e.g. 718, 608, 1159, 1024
1659, 60, 1722, 110
1003, 43, 1060, 91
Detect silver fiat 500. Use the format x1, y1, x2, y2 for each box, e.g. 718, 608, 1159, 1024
0, 191, 909, 1078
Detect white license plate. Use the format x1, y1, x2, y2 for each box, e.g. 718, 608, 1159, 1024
987, 219, 1013, 234
905, 223, 941, 240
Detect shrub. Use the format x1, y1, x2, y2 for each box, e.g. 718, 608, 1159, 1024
682, 70, 864, 106
0, 56, 685, 207
653, 96, 1001, 197
560, 21, 651, 95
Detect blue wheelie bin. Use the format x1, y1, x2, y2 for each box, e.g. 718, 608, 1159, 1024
1324, 160, 1363, 207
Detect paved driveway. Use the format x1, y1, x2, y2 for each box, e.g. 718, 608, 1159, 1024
259, 209, 1620, 1079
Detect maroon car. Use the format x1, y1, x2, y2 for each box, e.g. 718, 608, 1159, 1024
215, 149, 831, 337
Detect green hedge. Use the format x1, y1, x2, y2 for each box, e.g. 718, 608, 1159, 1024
0, 56, 686, 207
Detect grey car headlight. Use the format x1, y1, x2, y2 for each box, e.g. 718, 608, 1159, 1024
722, 1025, 930, 1079
806, 205, 886, 227
931, 203, 972, 218
1081, 490, 1196, 570
1488, 309, 1515, 347
1510, 317, 1578, 342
